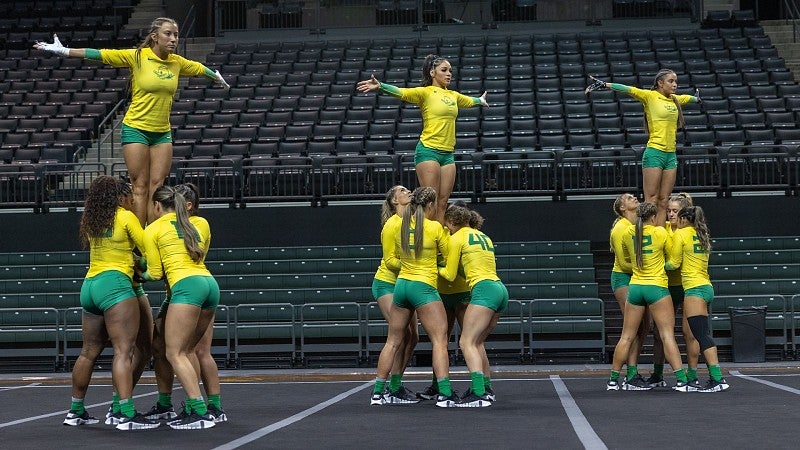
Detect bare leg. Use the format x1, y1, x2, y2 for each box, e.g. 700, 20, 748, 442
146, 143, 173, 224
195, 319, 220, 397
614, 286, 643, 369
684, 296, 718, 366
415, 160, 443, 222
459, 304, 499, 377
611, 302, 646, 372
375, 304, 413, 380
123, 143, 151, 227
132, 294, 153, 388
650, 296, 684, 371
164, 304, 214, 401
415, 301, 451, 389
152, 313, 174, 396
71, 312, 108, 399
105, 298, 140, 402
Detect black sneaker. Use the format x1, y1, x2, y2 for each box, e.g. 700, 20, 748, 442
369, 392, 386, 406
63, 410, 100, 426
167, 404, 190, 425
116, 413, 161, 430
416, 383, 439, 400
672, 381, 694, 392
622, 374, 653, 391
435, 391, 460, 408
700, 378, 730, 393
458, 389, 492, 408
484, 386, 496, 402
144, 403, 178, 421
645, 374, 667, 388
206, 404, 228, 423
105, 411, 125, 426
686, 379, 702, 392
606, 380, 620, 391
384, 385, 420, 404
167, 412, 216, 430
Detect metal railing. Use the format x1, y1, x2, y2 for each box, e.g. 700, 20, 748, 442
179, 4, 198, 56
783, 0, 800, 42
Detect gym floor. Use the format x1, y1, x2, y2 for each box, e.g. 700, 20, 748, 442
2, 362, 798, 449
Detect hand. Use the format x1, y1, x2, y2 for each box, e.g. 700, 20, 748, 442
694, 88, 702, 103
585, 75, 607, 95
478, 91, 489, 107
33, 33, 70, 56
215, 69, 230, 90
356, 74, 380, 92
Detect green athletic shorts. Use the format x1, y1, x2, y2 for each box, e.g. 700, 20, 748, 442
414, 141, 455, 166
441, 291, 471, 312
371, 278, 395, 300
470, 279, 509, 313
669, 285, 685, 306
685, 284, 714, 304
393, 278, 442, 309
610, 271, 632, 291
642, 147, 678, 170
121, 123, 172, 146
627, 283, 671, 307
170, 275, 220, 310
80, 270, 137, 315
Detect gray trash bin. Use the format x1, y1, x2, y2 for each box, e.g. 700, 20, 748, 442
729, 306, 767, 363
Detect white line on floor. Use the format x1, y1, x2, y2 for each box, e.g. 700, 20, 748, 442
550, 375, 608, 450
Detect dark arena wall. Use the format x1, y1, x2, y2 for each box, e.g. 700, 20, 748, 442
1, 194, 797, 253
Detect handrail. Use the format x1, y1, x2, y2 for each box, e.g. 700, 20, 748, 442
94, 98, 128, 161
179, 5, 197, 56
783, 0, 800, 42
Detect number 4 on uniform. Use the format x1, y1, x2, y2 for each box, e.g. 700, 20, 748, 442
468, 233, 494, 252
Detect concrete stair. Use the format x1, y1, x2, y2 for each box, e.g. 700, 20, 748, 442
761, 20, 800, 81
123, 0, 166, 32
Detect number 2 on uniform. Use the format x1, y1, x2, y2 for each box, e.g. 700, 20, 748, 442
632, 234, 653, 254
468, 233, 494, 252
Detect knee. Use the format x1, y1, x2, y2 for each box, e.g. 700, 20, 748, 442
687, 315, 715, 351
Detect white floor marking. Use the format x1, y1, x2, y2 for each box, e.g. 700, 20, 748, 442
550, 375, 608, 450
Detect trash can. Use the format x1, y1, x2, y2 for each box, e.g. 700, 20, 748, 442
728, 306, 767, 363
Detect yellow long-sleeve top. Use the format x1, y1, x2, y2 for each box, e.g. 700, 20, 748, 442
665, 222, 682, 287
142, 212, 211, 286
379, 83, 482, 151
439, 227, 500, 289
610, 217, 633, 274
374, 214, 401, 284
665, 226, 712, 290
383, 215, 449, 288
99, 47, 213, 132
609, 83, 697, 152
623, 224, 669, 288
85, 207, 145, 279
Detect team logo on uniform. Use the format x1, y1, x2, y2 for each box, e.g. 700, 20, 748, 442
153, 64, 174, 80
441, 95, 456, 107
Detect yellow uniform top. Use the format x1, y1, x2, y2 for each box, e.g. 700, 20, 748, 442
665, 223, 682, 286
380, 84, 481, 151
374, 214, 401, 284
437, 272, 470, 295
100, 47, 210, 132
610, 217, 633, 274
384, 216, 449, 288
439, 227, 500, 290
142, 212, 211, 286
613, 84, 695, 152
85, 207, 144, 279
665, 226, 712, 290
623, 224, 669, 288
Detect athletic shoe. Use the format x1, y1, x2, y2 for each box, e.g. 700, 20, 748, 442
672, 381, 696, 392
458, 390, 492, 408
622, 374, 654, 391
144, 403, 178, 421
700, 378, 730, 393
167, 412, 216, 430
104, 406, 117, 425
606, 380, 620, 391
686, 379, 703, 392
416, 383, 439, 400
63, 410, 100, 426
645, 374, 668, 388
484, 386, 496, 402
370, 392, 386, 406
167, 404, 190, 425
116, 413, 161, 431
105, 411, 125, 426
206, 404, 228, 423
435, 391, 460, 408
384, 385, 420, 404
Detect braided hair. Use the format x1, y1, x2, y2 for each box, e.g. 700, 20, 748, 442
401, 186, 437, 257
644, 69, 685, 134
421, 54, 448, 87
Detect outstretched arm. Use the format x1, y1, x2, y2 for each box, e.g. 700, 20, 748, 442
33, 34, 99, 59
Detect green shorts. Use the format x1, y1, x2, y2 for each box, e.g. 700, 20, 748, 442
170, 275, 220, 310
393, 278, 442, 309
441, 291, 471, 312
642, 147, 678, 170
371, 278, 395, 300
470, 279, 509, 313
685, 284, 714, 304
669, 285, 685, 306
610, 271, 632, 292
414, 141, 455, 166
121, 123, 172, 146
627, 284, 671, 307
80, 270, 137, 315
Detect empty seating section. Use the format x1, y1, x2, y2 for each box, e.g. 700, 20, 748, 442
0, 240, 607, 366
